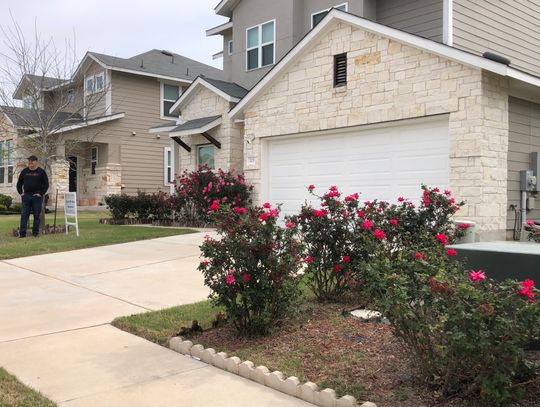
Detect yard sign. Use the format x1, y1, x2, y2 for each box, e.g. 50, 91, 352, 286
64, 192, 79, 237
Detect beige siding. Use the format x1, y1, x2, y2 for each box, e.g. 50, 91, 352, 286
376, 0, 443, 42
507, 97, 540, 230
108, 71, 185, 195
453, 0, 540, 77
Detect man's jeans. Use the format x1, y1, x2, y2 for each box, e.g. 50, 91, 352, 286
19, 194, 43, 237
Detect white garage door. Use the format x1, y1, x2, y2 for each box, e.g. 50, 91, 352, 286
264, 118, 449, 217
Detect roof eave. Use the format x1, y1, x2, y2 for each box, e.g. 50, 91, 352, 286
169, 117, 222, 137
206, 21, 233, 37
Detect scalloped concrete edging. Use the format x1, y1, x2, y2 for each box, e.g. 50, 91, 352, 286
169, 337, 377, 407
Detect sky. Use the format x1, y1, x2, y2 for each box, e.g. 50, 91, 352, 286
0, 0, 227, 75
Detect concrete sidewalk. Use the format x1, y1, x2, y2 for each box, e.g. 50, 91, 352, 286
0, 232, 313, 406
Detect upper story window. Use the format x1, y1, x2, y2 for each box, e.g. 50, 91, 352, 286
0, 140, 14, 184
85, 71, 105, 95
312, 3, 348, 28
161, 83, 181, 119
246, 20, 275, 71
23, 96, 33, 109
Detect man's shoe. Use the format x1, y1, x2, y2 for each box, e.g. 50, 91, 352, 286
18, 235, 26, 238
32, 234, 39, 238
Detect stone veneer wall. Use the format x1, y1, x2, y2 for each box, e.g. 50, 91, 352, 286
242, 22, 510, 241
79, 163, 122, 205
179, 87, 244, 173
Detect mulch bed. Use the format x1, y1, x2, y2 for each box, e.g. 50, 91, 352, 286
11, 225, 66, 237
99, 218, 214, 228
183, 303, 540, 407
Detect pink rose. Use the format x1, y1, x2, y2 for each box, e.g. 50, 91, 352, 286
373, 229, 386, 240
390, 219, 398, 227
423, 198, 431, 205
459, 223, 470, 230
342, 255, 351, 263
527, 220, 535, 227
242, 273, 251, 283
333, 264, 341, 273
397, 197, 405, 202
446, 248, 458, 257
361, 220, 373, 230
268, 209, 279, 218
226, 274, 235, 285
468, 270, 486, 282
415, 252, 425, 260
436, 234, 449, 245
444, 190, 452, 196
304, 256, 314, 264
263, 202, 272, 209
423, 190, 430, 196
308, 185, 315, 191
233, 207, 247, 215
285, 222, 295, 228
357, 211, 365, 218
260, 213, 269, 221
312, 209, 328, 217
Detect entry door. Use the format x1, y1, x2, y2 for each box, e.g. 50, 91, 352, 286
68, 156, 77, 193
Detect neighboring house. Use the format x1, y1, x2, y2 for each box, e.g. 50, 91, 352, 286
0, 50, 222, 205
155, 0, 540, 241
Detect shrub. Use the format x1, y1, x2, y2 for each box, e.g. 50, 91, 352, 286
133, 191, 171, 221
366, 247, 540, 406
526, 220, 540, 243
288, 186, 381, 302
199, 202, 302, 336
11, 203, 22, 213
104, 195, 134, 220
0, 193, 12, 209
173, 166, 252, 222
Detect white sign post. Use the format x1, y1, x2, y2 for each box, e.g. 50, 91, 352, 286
64, 192, 79, 237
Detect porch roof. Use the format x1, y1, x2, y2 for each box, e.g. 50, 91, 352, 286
169, 115, 222, 137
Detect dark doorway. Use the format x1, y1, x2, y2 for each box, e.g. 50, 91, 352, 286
68, 156, 77, 192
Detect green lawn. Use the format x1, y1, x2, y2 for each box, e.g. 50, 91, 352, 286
0, 367, 56, 407
112, 300, 223, 346
0, 211, 196, 260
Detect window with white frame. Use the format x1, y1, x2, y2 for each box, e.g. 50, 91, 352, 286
0, 140, 14, 184
164, 147, 173, 184
95, 72, 105, 92
85, 76, 94, 94
161, 83, 180, 119
246, 20, 275, 71
228, 40, 234, 56
197, 145, 215, 170
23, 96, 33, 109
312, 3, 348, 28
91, 147, 98, 175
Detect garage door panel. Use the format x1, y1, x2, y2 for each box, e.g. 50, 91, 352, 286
266, 119, 449, 217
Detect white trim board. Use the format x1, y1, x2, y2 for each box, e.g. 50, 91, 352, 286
230, 8, 540, 119
168, 117, 222, 137
206, 21, 233, 36
443, 0, 454, 46
169, 77, 240, 116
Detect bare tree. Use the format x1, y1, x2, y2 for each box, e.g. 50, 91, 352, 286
0, 14, 109, 229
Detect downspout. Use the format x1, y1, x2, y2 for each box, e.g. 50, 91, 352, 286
443, 0, 454, 46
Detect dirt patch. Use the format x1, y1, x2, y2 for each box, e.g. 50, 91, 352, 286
184, 303, 540, 407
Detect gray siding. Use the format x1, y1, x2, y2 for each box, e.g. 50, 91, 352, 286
453, 0, 540, 77
507, 97, 540, 231
376, 0, 444, 42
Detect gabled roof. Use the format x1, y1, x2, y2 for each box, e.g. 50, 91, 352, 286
169, 76, 248, 115
230, 8, 540, 119
13, 74, 69, 100
169, 115, 222, 137
74, 49, 224, 84
1, 106, 82, 129
1, 106, 124, 134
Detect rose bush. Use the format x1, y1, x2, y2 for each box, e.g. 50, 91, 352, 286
365, 245, 540, 406
199, 202, 302, 336
172, 166, 252, 223
287, 186, 382, 302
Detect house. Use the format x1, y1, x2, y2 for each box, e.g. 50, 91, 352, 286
0, 50, 222, 205
158, 0, 540, 242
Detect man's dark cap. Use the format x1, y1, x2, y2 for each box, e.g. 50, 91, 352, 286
27, 155, 38, 161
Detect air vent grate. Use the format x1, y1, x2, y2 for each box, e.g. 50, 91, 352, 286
334, 53, 347, 87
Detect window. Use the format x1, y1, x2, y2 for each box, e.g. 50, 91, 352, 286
161, 83, 180, 119
95, 72, 105, 92
0, 140, 14, 184
67, 89, 75, 104
228, 40, 234, 56
85, 77, 94, 94
164, 147, 173, 184
246, 20, 275, 71
23, 96, 33, 109
197, 145, 215, 170
312, 3, 348, 28
334, 53, 348, 87
91, 147, 98, 175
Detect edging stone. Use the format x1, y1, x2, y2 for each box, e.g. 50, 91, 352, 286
168, 337, 376, 406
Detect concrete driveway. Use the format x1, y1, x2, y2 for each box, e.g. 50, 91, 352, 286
0, 232, 313, 407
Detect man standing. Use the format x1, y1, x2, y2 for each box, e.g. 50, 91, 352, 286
16, 155, 49, 238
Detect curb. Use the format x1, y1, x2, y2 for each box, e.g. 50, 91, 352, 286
169, 337, 377, 407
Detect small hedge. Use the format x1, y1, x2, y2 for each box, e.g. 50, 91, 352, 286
0, 193, 13, 210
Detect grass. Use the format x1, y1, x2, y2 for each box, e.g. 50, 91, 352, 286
0, 211, 196, 260
0, 367, 56, 407
112, 300, 224, 346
